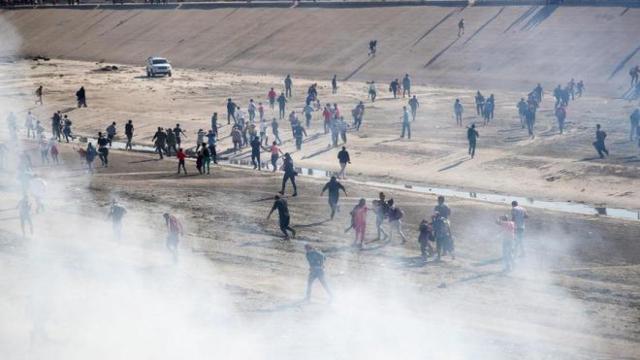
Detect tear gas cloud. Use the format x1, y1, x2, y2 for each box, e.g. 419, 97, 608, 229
0, 13, 599, 360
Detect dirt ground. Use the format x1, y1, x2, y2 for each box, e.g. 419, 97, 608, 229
3, 58, 639, 210
0, 143, 639, 359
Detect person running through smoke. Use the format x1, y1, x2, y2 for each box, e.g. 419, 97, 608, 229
368, 81, 377, 102
630, 65, 640, 87
496, 215, 516, 272
152, 127, 167, 159
629, 108, 640, 141
280, 153, 298, 197
389, 78, 400, 99
304, 244, 332, 301
349, 199, 368, 248
321, 176, 347, 220
97, 132, 109, 167
50, 139, 59, 164
35, 85, 43, 105
576, 80, 585, 97
331, 74, 338, 94
267, 194, 296, 239
17, 195, 34, 238
467, 123, 479, 159
434, 195, 451, 219
284, 74, 293, 98
533, 83, 543, 103
373, 192, 389, 241
418, 218, 435, 261
303, 102, 314, 128
525, 101, 537, 138
511, 201, 528, 258
85, 142, 97, 173
458, 18, 464, 36
368, 40, 377, 56
408, 95, 419, 121
593, 124, 609, 159
271, 117, 282, 145
517, 98, 528, 129
352, 101, 365, 131
176, 147, 187, 175
51, 111, 61, 142
454, 98, 464, 127
76, 86, 87, 108
387, 199, 408, 244
433, 211, 454, 261
163, 213, 183, 263
62, 116, 73, 143
124, 120, 134, 150
475, 91, 484, 116
402, 74, 412, 98
401, 106, 411, 139
108, 199, 127, 241
555, 104, 567, 134
25, 111, 36, 139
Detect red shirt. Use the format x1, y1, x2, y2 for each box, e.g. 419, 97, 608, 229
177, 150, 186, 160
268, 90, 276, 100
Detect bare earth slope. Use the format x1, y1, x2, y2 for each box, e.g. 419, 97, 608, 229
2, 5, 640, 94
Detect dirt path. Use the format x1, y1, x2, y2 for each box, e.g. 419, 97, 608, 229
0, 144, 638, 358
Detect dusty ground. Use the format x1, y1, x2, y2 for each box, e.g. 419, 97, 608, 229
0, 143, 639, 359
3, 58, 639, 210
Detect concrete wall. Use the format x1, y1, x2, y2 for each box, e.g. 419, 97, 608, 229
1, 5, 639, 94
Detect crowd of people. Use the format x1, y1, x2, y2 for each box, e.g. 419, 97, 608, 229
4, 53, 640, 302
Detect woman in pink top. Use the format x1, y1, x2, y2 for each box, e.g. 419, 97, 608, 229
352, 198, 368, 248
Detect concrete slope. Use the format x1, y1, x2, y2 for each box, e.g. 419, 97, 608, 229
1, 5, 639, 94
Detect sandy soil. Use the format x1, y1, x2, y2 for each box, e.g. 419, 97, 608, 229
3, 58, 639, 210
0, 143, 639, 359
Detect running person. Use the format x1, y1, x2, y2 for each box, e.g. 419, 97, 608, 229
454, 98, 463, 126
163, 213, 183, 263
351, 199, 368, 248
280, 153, 298, 196
321, 176, 347, 220
511, 201, 528, 258
304, 244, 332, 301
108, 199, 127, 240
408, 95, 419, 121
387, 199, 408, 244
17, 196, 34, 237
267, 195, 296, 239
